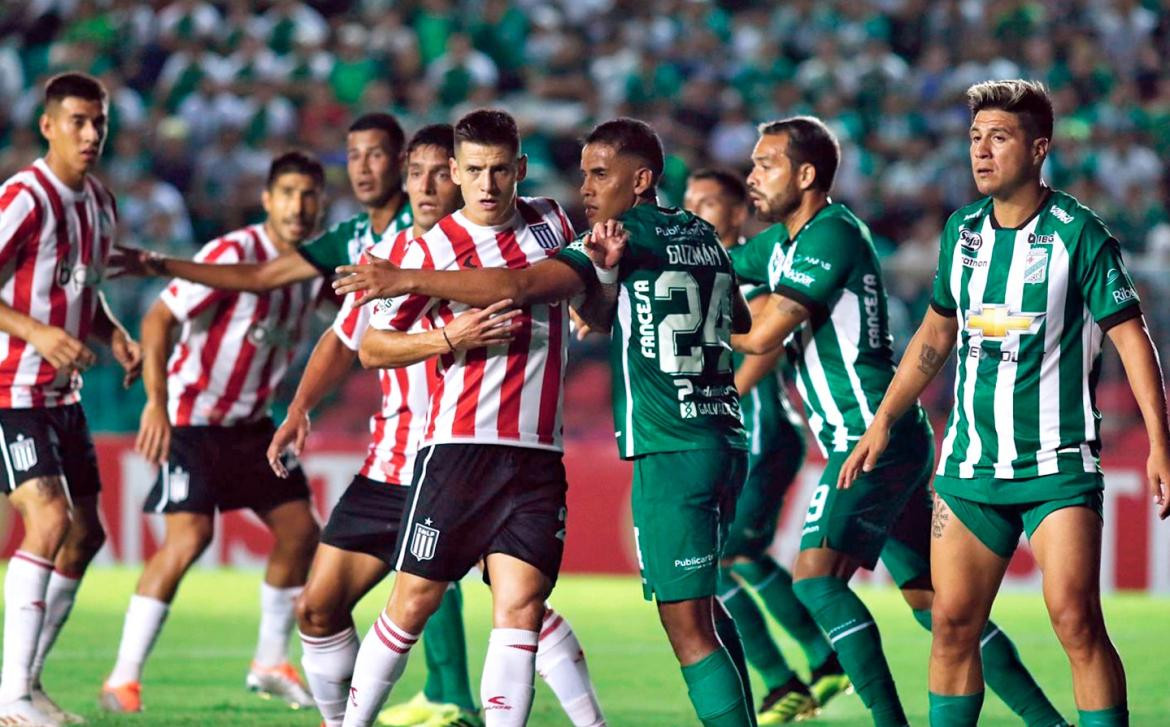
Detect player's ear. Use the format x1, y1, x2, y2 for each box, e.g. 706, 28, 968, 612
448, 156, 461, 185
516, 154, 528, 183
1032, 136, 1050, 166
797, 162, 817, 193
38, 108, 54, 144
632, 166, 654, 198
260, 187, 272, 216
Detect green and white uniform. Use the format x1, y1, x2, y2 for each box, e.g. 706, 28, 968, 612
298, 202, 413, 271
558, 204, 747, 601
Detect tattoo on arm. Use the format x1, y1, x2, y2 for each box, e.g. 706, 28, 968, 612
917, 343, 945, 376
931, 494, 950, 539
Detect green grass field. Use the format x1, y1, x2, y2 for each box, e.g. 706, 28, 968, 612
11, 566, 1168, 725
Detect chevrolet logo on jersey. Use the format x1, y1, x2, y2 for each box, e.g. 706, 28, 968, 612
965, 305, 1045, 339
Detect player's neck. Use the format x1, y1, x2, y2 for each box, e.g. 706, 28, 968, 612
367, 190, 405, 235
41, 152, 86, 192
782, 193, 829, 241
718, 231, 740, 250
991, 179, 1048, 229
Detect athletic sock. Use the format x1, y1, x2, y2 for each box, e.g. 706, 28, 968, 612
254, 582, 302, 668
300, 627, 359, 726
929, 691, 984, 726
107, 594, 170, 687
422, 582, 476, 711
680, 648, 753, 727
719, 571, 795, 690
734, 556, 834, 669
480, 628, 538, 727
0, 551, 53, 702
911, 609, 1067, 726
792, 576, 905, 726
536, 608, 605, 727
1078, 705, 1128, 726
343, 612, 418, 727
712, 601, 755, 726
29, 569, 80, 686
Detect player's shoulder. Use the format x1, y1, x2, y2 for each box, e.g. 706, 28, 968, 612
198, 224, 260, 261
318, 212, 368, 242
800, 203, 869, 250
0, 168, 44, 220
367, 228, 411, 264
1044, 189, 1111, 245
516, 196, 566, 220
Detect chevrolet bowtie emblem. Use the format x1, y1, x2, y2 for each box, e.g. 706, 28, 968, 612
965, 304, 1044, 339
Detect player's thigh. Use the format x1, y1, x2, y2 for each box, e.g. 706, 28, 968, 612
142, 425, 220, 516
221, 419, 312, 516
1028, 495, 1106, 630
880, 471, 935, 590
322, 475, 413, 567
723, 450, 796, 561
487, 448, 569, 590
58, 404, 102, 500
0, 407, 71, 509
929, 492, 1010, 627
302, 543, 391, 617
256, 495, 320, 546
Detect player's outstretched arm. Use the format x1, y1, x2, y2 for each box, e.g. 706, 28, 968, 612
359, 300, 521, 369
90, 291, 142, 388
838, 307, 958, 489
734, 295, 784, 396
1107, 315, 1170, 519
730, 293, 810, 355
136, 301, 179, 466
110, 244, 316, 293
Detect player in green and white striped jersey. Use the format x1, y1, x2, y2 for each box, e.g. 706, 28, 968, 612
735, 117, 1066, 727
842, 80, 1170, 727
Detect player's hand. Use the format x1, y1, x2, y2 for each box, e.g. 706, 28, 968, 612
584, 219, 628, 271
1148, 444, 1170, 520
28, 323, 96, 372
837, 422, 891, 489
111, 329, 143, 388
333, 253, 403, 303
108, 243, 166, 279
136, 400, 170, 466
442, 299, 522, 351
568, 307, 595, 341
268, 410, 310, 479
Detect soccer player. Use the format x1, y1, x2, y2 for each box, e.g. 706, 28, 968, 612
684, 169, 849, 723
336, 117, 757, 727
0, 71, 141, 727
100, 151, 329, 713
732, 116, 1067, 727
841, 80, 1170, 727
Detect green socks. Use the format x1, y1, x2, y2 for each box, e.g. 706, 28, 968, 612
929, 691, 984, 726
792, 576, 906, 726
719, 567, 795, 690
681, 648, 754, 727
912, 609, 1067, 726
733, 557, 834, 669
1079, 705, 1128, 726
422, 582, 476, 711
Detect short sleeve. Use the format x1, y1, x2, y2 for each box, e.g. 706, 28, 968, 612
930, 216, 959, 317
768, 219, 852, 313
368, 240, 437, 332
0, 184, 41, 272
298, 219, 354, 273
732, 227, 783, 285
554, 234, 595, 282
159, 238, 243, 321
1075, 219, 1141, 332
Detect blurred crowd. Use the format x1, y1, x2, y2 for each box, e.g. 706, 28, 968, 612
1, 0, 1167, 430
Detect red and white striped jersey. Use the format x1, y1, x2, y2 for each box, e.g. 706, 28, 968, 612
0, 159, 117, 408
332, 229, 435, 486
369, 197, 574, 452
162, 224, 322, 427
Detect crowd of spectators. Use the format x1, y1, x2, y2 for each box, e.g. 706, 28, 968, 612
1, 0, 1167, 430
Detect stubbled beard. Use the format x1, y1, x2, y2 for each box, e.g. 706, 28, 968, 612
755, 192, 799, 223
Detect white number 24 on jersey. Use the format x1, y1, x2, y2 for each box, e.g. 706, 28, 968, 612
654, 271, 733, 375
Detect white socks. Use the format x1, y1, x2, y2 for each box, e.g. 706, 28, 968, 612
481, 628, 537, 727
106, 595, 170, 687
342, 612, 418, 727
0, 552, 52, 702
29, 570, 80, 686
537, 609, 606, 727
255, 583, 302, 667
300, 626, 359, 727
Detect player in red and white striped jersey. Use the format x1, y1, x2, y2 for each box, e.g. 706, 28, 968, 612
100, 152, 326, 716
0, 73, 143, 727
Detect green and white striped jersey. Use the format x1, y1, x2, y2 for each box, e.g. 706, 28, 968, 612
557, 204, 747, 459
930, 189, 1142, 486
298, 202, 413, 271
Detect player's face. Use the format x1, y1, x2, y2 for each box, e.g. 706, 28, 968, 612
262, 172, 322, 247
406, 144, 460, 232
969, 109, 1047, 199
451, 141, 526, 227
347, 129, 403, 208
40, 96, 107, 180
579, 142, 647, 226
684, 178, 744, 243
747, 133, 802, 223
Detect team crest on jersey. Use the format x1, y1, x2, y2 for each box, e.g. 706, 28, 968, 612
168, 466, 190, 502
959, 229, 982, 253
1024, 248, 1049, 284
410, 520, 440, 561
679, 401, 698, 419
9, 435, 36, 472
529, 222, 560, 251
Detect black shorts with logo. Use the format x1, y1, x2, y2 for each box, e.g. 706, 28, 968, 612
0, 404, 101, 498
143, 418, 309, 515
321, 475, 411, 565
394, 443, 568, 584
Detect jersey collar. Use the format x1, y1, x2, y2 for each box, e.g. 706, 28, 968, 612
989, 186, 1052, 230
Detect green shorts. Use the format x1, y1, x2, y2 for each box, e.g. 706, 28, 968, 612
631, 448, 748, 602
937, 486, 1104, 559
723, 448, 804, 560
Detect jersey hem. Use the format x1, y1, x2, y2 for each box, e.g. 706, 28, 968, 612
932, 471, 1103, 505
771, 283, 824, 316
1097, 303, 1142, 334
929, 298, 957, 317
420, 435, 563, 453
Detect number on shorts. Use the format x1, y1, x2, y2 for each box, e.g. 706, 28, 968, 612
805, 484, 830, 524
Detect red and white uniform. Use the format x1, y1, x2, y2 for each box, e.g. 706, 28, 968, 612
369, 197, 574, 452
162, 224, 322, 426
333, 229, 436, 486
0, 159, 116, 408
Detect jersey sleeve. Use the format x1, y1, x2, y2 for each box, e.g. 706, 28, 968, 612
553, 233, 595, 282
159, 238, 244, 321
1074, 217, 1142, 332
768, 218, 853, 313
732, 227, 783, 285
0, 184, 41, 272
297, 218, 355, 273
368, 240, 438, 332
930, 214, 960, 316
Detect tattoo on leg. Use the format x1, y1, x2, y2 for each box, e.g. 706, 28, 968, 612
931, 495, 950, 539
917, 344, 944, 376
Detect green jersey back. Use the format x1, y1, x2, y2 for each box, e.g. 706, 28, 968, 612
298, 202, 413, 271
557, 205, 747, 459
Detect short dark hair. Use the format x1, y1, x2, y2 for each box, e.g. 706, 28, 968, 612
348, 112, 405, 154
267, 150, 325, 189
758, 116, 840, 193
44, 72, 107, 107
966, 79, 1054, 142
407, 123, 455, 159
454, 109, 520, 156
584, 118, 665, 200
688, 168, 748, 205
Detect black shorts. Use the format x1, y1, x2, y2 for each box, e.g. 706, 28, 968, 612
321, 475, 410, 565
143, 418, 309, 515
0, 404, 101, 498
394, 444, 567, 584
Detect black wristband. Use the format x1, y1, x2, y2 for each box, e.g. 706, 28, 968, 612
441, 328, 455, 353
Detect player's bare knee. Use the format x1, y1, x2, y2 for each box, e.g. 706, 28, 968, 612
296, 590, 344, 635
1047, 595, 1106, 655
164, 518, 214, 564
493, 595, 545, 630
55, 525, 105, 573
930, 600, 984, 647
18, 488, 71, 553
